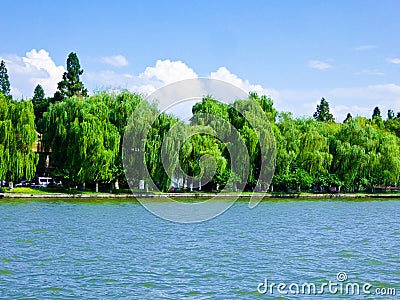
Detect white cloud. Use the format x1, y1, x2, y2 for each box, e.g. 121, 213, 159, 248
209, 66, 279, 100
307, 60, 332, 70
78, 59, 400, 122
387, 58, 400, 64
140, 59, 197, 84
6, 51, 400, 123
88, 62, 278, 101
0, 49, 64, 98
87, 61, 279, 118
99, 55, 129, 67
354, 45, 378, 51
85, 70, 156, 95
86, 59, 199, 95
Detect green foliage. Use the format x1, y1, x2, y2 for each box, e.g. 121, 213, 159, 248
32, 84, 53, 129
191, 94, 276, 190
32, 84, 45, 104
385, 117, 400, 137
56, 52, 88, 99
372, 106, 381, 119
0, 60, 11, 97
343, 113, 352, 123
387, 109, 395, 120
249, 92, 278, 123
145, 112, 180, 191
33, 97, 53, 130
313, 98, 334, 122
0, 93, 38, 181
7, 81, 400, 194
41, 95, 120, 185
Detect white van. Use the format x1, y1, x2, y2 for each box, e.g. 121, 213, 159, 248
37, 177, 53, 188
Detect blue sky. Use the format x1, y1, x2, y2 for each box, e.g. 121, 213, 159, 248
1, 0, 400, 121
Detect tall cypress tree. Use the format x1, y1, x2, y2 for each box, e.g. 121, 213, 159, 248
32, 84, 45, 105
56, 52, 88, 99
0, 60, 11, 97
313, 98, 334, 122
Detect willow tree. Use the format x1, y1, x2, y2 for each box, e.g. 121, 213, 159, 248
111, 91, 144, 183
296, 119, 332, 178
41, 96, 120, 187
0, 93, 37, 183
227, 98, 276, 190
177, 127, 228, 190
273, 112, 301, 188
272, 115, 333, 191
329, 116, 390, 191
122, 96, 183, 192
249, 92, 278, 123
145, 112, 180, 191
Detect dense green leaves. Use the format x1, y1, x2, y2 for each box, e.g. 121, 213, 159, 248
56, 52, 88, 99
41, 95, 120, 185
0, 93, 37, 182
0, 60, 11, 97
4, 64, 400, 193
4, 50, 400, 193
313, 98, 334, 122
32, 84, 45, 104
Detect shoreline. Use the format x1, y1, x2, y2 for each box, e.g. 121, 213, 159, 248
2, 192, 400, 199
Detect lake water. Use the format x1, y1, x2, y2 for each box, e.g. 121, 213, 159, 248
0, 198, 399, 299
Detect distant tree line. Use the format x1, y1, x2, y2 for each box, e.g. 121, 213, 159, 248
1, 52, 400, 192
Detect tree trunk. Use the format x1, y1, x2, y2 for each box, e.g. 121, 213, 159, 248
95, 182, 99, 193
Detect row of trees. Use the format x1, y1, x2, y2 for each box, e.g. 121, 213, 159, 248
274, 111, 400, 191
1, 53, 400, 192
0, 52, 89, 184
40, 92, 400, 192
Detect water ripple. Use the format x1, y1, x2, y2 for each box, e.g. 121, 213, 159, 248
0, 199, 398, 298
